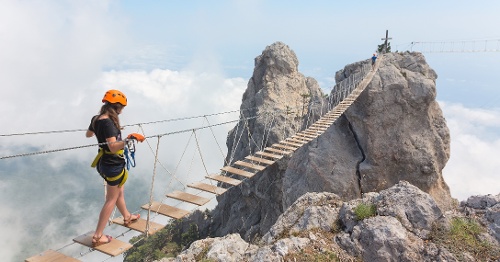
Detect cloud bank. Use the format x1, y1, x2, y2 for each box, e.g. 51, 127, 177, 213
440, 102, 500, 200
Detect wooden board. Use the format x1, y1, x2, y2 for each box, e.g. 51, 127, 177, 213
73, 231, 132, 257
272, 143, 297, 151
295, 133, 317, 139
290, 135, 311, 141
312, 123, 330, 128
206, 174, 242, 186
245, 155, 275, 165
287, 136, 311, 146
315, 121, 333, 125
308, 126, 327, 131
142, 201, 190, 219
221, 166, 255, 178
167, 191, 210, 206
26, 250, 80, 262
303, 130, 322, 136
254, 151, 283, 159
280, 140, 303, 147
111, 217, 164, 235
264, 147, 291, 155
188, 182, 227, 195
234, 160, 266, 171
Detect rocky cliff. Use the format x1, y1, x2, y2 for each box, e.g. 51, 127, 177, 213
210, 42, 454, 242
129, 42, 500, 261
159, 182, 500, 261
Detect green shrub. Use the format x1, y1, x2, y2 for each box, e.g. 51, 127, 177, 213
354, 203, 377, 221
124, 220, 202, 262
430, 217, 500, 261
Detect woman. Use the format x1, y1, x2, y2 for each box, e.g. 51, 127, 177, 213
86, 89, 144, 247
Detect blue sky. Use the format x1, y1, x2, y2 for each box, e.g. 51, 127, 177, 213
1, 1, 499, 261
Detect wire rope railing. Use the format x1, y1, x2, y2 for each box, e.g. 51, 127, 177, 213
23, 57, 377, 261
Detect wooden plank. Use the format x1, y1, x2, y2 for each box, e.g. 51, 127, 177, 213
221, 166, 256, 178
167, 191, 210, 206
206, 174, 242, 186
296, 133, 317, 139
73, 231, 132, 257
264, 147, 292, 155
286, 137, 308, 144
245, 155, 275, 165
290, 135, 311, 141
306, 126, 324, 130
272, 143, 297, 151
26, 250, 80, 262
111, 217, 164, 235
142, 201, 190, 220
234, 160, 266, 171
312, 123, 330, 128
310, 126, 329, 131
308, 126, 327, 131
254, 151, 283, 159
303, 130, 322, 135
280, 140, 303, 147
188, 182, 227, 195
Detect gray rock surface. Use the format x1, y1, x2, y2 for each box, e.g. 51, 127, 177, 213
174, 234, 257, 262
285, 52, 453, 211
462, 193, 500, 244
209, 47, 454, 242
337, 216, 424, 261
376, 181, 443, 238
211, 42, 325, 240
161, 183, 500, 262
262, 192, 342, 244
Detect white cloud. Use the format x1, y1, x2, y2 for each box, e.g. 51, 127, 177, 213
440, 101, 500, 200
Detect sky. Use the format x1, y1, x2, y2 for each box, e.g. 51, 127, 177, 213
1, 1, 500, 261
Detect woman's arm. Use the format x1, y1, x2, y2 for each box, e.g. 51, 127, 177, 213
86, 130, 94, 138
105, 136, 126, 154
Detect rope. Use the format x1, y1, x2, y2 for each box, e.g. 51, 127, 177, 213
27, 60, 378, 261
204, 116, 228, 166
0, 108, 255, 137
194, 130, 209, 177
146, 136, 161, 238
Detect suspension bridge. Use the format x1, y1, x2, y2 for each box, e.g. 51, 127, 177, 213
400, 38, 500, 53
16, 53, 381, 261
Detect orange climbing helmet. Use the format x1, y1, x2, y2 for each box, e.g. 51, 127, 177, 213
102, 89, 127, 106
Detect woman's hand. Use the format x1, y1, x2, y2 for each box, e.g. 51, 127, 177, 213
127, 133, 145, 142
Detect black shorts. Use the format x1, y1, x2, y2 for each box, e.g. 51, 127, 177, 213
96, 163, 128, 186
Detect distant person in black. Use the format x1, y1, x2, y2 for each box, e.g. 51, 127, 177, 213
371, 53, 377, 70
86, 89, 144, 247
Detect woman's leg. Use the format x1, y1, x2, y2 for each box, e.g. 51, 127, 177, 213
93, 184, 121, 242
115, 185, 139, 221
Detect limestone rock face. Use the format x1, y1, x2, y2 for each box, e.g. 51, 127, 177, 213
211, 42, 326, 239
284, 52, 453, 211
163, 182, 498, 262
462, 193, 500, 243
225, 41, 326, 163
211, 45, 453, 241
